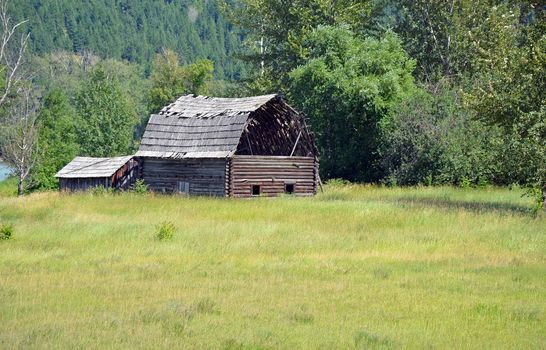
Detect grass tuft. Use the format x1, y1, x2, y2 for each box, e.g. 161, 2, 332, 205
156, 221, 175, 241
0, 223, 14, 240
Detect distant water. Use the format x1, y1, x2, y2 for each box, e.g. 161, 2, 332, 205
0, 161, 11, 181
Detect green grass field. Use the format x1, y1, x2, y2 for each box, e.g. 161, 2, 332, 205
0, 184, 545, 349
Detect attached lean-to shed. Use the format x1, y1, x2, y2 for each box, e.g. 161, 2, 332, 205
56, 156, 139, 191
136, 94, 319, 197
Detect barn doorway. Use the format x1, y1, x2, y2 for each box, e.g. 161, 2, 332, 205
178, 181, 190, 194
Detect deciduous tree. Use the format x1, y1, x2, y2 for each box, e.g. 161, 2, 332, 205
1, 87, 39, 196
76, 67, 137, 157
148, 49, 213, 113
290, 26, 415, 181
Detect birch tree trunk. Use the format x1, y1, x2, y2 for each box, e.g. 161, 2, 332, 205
0, 0, 35, 196
0, 0, 30, 106
3, 88, 39, 196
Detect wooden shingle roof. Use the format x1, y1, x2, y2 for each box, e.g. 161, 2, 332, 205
55, 156, 133, 178
136, 94, 279, 159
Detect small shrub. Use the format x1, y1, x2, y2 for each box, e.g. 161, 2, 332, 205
131, 179, 148, 194
424, 173, 433, 187
0, 224, 14, 240
195, 298, 218, 314
89, 186, 114, 196
477, 176, 489, 188
388, 176, 398, 188
156, 221, 175, 241
527, 186, 544, 216
354, 330, 393, 349
460, 176, 472, 188
325, 178, 351, 187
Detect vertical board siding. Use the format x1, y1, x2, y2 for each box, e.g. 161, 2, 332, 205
230, 155, 317, 197
142, 158, 227, 196
112, 158, 140, 190
60, 177, 111, 192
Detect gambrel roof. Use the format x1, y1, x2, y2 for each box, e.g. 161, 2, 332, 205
136, 94, 317, 159
55, 156, 133, 178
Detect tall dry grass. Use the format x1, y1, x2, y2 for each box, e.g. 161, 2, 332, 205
0, 185, 544, 349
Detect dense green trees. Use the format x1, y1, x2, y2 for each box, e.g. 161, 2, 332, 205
225, 0, 373, 88
380, 87, 504, 186
148, 50, 214, 113
462, 4, 546, 205
32, 90, 78, 190
8, 0, 245, 79
290, 27, 415, 181
229, 0, 545, 209
76, 68, 137, 157
2, 0, 543, 208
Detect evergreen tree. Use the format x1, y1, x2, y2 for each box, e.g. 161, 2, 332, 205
7, 0, 244, 80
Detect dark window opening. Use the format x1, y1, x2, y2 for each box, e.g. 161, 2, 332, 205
252, 185, 261, 196
285, 183, 295, 194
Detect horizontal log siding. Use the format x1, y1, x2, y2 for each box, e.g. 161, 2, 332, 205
142, 158, 227, 196
230, 155, 317, 197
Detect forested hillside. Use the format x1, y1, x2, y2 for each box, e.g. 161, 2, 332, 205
8, 0, 245, 78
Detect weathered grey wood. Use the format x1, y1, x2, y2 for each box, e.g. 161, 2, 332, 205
142, 158, 227, 196
57, 156, 139, 192
229, 156, 317, 198
138, 94, 317, 160
56, 156, 133, 178
136, 94, 319, 197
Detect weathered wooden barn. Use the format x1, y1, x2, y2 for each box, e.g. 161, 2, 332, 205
136, 94, 319, 197
56, 156, 139, 191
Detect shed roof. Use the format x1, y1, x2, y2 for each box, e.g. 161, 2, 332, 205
136, 94, 279, 159
55, 156, 133, 178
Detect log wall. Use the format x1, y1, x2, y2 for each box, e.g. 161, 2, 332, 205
229, 155, 317, 197
142, 158, 227, 196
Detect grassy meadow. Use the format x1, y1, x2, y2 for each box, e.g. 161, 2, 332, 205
0, 184, 545, 349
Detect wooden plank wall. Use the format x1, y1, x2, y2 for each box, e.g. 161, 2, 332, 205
112, 158, 140, 189
59, 177, 111, 191
142, 158, 227, 196
59, 159, 140, 192
229, 155, 317, 197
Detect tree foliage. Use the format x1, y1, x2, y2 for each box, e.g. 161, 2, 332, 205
31, 89, 78, 190
380, 87, 505, 186
290, 26, 415, 181
76, 67, 137, 157
148, 49, 214, 113
7, 0, 245, 79
462, 2, 545, 204
224, 0, 373, 89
